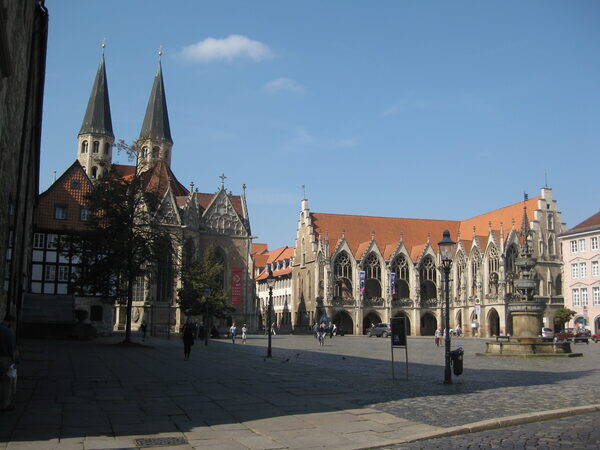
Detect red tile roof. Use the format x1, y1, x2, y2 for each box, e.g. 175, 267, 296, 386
567, 211, 600, 233
252, 243, 269, 255
35, 161, 94, 232
311, 197, 537, 260
195, 192, 244, 217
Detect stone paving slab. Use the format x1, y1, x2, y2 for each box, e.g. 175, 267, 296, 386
2, 334, 600, 449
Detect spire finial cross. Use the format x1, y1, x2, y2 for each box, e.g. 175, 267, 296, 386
219, 173, 227, 189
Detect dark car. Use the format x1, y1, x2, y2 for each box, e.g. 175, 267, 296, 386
592, 333, 600, 343
366, 323, 391, 337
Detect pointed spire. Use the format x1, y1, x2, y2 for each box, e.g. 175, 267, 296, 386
520, 194, 530, 237
79, 53, 114, 137
139, 60, 173, 144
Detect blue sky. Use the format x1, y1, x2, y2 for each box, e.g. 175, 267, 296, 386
42, 1, 600, 249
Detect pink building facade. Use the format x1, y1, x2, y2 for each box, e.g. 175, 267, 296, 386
559, 211, 600, 333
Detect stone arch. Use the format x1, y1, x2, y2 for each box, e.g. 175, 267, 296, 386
420, 311, 437, 336
333, 310, 353, 335
455, 309, 462, 328
363, 311, 382, 334
393, 311, 411, 336
487, 308, 500, 337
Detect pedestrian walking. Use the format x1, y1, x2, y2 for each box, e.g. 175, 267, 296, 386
271, 322, 277, 335
241, 324, 247, 344
182, 318, 196, 361
140, 322, 147, 341
455, 324, 461, 337
434, 328, 442, 347
0, 314, 18, 412
230, 323, 237, 344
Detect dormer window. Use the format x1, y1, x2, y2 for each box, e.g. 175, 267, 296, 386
81, 140, 88, 153
92, 141, 99, 153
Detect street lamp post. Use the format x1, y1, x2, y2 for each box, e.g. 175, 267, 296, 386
438, 229, 456, 385
203, 287, 212, 346
266, 270, 275, 358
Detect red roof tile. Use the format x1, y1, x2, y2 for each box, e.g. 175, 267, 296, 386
567, 211, 600, 233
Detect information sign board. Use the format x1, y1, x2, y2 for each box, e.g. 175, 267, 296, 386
391, 317, 407, 347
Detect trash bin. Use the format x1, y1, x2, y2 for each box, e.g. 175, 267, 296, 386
450, 347, 464, 376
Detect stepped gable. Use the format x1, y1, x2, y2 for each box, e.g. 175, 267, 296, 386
139, 160, 188, 197
35, 161, 94, 232
310, 212, 460, 260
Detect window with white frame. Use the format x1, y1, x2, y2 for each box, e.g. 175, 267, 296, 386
592, 237, 598, 251
593, 287, 600, 306
570, 240, 577, 253
46, 234, 58, 249
572, 288, 580, 306
581, 288, 589, 306
580, 262, 587, 279
578, 239, 586, 252
44, 265, 56, 281
571, 263, 579, 279
592, 261, 599, 277
58, 265, 70, 282
33, 233, 45, 249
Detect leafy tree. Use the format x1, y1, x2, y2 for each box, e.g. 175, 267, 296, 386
554, 307, 577, 328
75, 143, 178, 343
178, 246, 233, 332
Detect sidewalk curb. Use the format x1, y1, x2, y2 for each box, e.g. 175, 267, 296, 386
368, 404, 600, 448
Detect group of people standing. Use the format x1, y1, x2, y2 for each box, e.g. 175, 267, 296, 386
181, 318, 249, 360
312, 322, 337, 340
434, 325, 462, 346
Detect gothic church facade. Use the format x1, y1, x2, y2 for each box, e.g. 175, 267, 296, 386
29, 53, 256, 334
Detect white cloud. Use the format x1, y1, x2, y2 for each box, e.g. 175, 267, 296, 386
264, 77, 305, 94
178, 35, 272, 63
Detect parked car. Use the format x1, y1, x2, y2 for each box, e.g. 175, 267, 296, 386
591, 333, 600, 343
540, 327, 554, 341
554, 328, 589, 344
366, 323, 391, 337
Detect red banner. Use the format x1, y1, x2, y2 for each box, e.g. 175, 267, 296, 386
231, 267, 243, 305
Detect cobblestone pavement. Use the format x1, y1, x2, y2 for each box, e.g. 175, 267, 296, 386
0, 333, 598, 449
389, 411, 600, 449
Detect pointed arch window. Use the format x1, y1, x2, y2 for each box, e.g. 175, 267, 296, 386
548, 237, 555, 256
156, 240, 173, 302
104, 142, 110, 155
505, 245, 518, 294
81, 140, 88, 153
419, 255, 437, 301
318, 252, 325, 298
333, 252, 353, 299
92, 141, 99, 153
152, 146, 160, 158
141, 147, 148, 158
214, 248, 226, 288
391, 254, 410, 299
364, 253, 381, 299
91, 166, 98, 179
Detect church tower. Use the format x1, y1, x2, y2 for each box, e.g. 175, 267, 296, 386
137, 57, 173, 173
77, 51, 114, 181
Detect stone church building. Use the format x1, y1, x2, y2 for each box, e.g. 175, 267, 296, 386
292, 188, 564, 337
27, 53, 255, 334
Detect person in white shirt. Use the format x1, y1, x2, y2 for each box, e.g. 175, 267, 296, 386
241, 324, 247, 344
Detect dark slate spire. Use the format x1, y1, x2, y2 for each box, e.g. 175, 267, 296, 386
79, 54, 114, 137
139, 61, 173, 144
